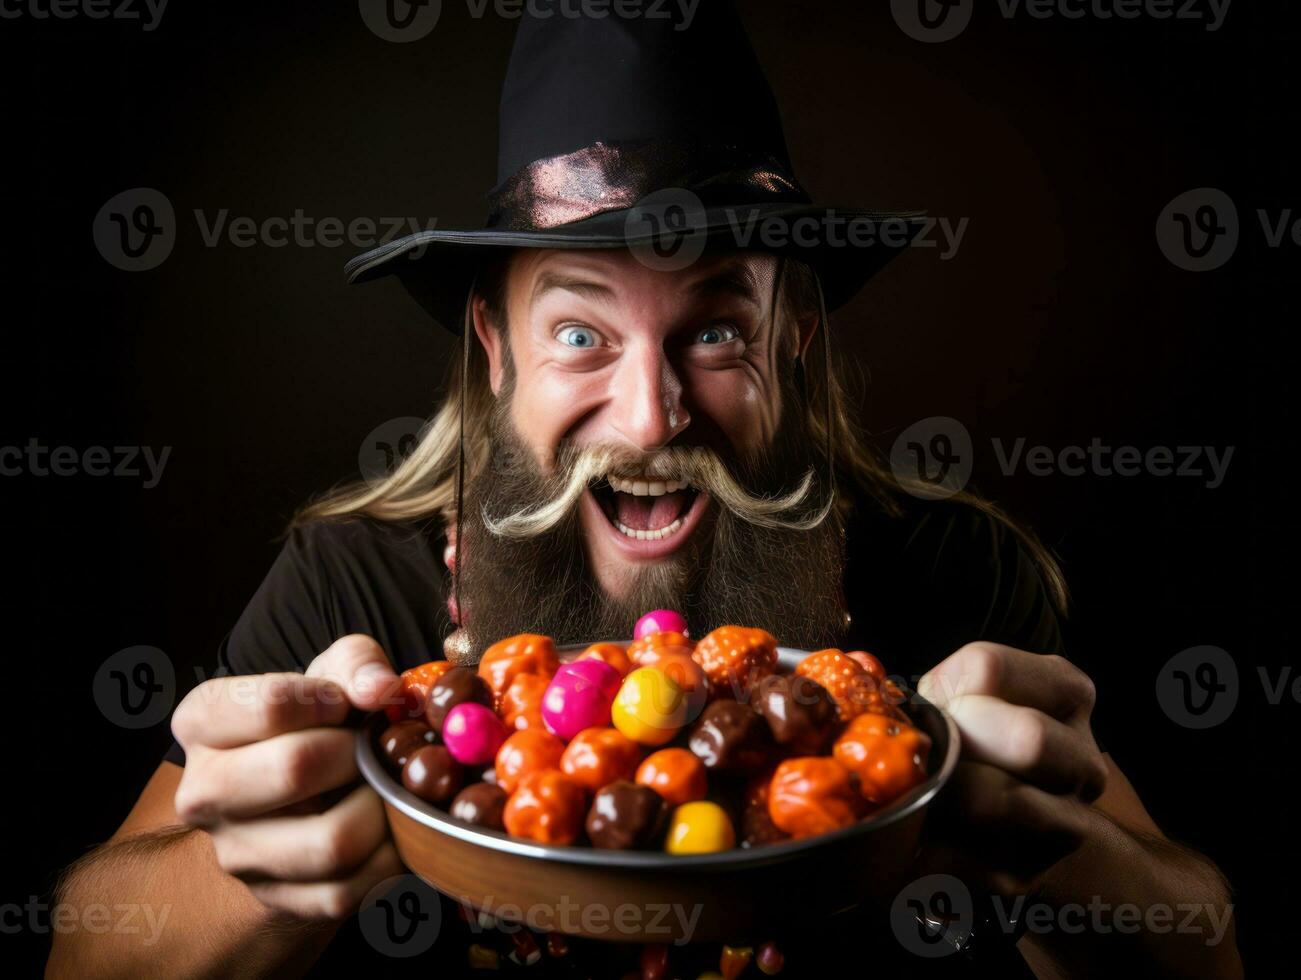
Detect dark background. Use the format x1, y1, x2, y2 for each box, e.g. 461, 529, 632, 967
2, 0, 1292, 973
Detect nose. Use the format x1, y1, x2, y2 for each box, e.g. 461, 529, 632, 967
608, 343, 691, 450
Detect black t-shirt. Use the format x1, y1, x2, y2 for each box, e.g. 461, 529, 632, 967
163, 496, 1068, 977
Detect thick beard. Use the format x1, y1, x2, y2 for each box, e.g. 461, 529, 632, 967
457, 393, 848, 656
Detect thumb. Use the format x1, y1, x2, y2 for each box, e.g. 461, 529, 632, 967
306, 634, 401, 713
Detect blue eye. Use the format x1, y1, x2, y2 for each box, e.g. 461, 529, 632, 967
558, 325, 601, 348
695, 324, 739, 345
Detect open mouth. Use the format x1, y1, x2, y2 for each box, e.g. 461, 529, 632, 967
585, 473, 710, 555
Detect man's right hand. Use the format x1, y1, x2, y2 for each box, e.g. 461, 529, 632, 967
172, 634, 405, 919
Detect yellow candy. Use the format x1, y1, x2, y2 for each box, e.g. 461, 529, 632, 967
611, 666, 688, 745
665, 801, 736, 854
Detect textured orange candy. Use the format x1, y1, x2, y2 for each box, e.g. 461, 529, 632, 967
500, 672, 548, 731
635, 748, 708, 806
502, 770, 586, 845
386, 660, 454, 722
833, 712, 932, 805
767, 757, 868, 838
627, 630, 694, 666
692, 626, 778, 699
577, 642, 633, 677
495, 729, 565, 795
559, 727, 642, 792
846, 650, 886, 683
794, 649, 878, 723
478, 634, 559, 703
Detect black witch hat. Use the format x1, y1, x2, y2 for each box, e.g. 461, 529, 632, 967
344, 0, 924, 331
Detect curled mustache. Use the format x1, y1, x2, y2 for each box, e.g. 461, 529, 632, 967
480, 443, 832, 539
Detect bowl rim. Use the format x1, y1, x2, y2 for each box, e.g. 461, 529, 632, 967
357, 644, 960, 870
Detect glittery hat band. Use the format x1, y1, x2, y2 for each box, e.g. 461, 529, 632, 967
484, 140, 811, 231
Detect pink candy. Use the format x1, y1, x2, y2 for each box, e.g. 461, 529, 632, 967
441, 702, 507, 765
541, 659, 622, 741
634, 609, 689, 640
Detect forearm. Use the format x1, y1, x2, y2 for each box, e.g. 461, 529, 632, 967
46, 826, 337, 979
1019, 809, 1241, 979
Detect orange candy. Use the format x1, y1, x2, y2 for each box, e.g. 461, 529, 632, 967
795, 648, 878, 723
833, 712, 932, 805
636, 748, 708, 806
846, 650, 886, 683
692, 626, 778, 699
500, 672, 548, 731
495, 729, 565, 794
577, 642, 633, 676
627, 630, 694, 666
502, 770, 586, 845
478, 634, 559, 703
385, 660, 454, 722
559, 727, 642, 792
767, 757, 868, 839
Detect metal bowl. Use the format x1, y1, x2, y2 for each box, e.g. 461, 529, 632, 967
357, 646, 960, 943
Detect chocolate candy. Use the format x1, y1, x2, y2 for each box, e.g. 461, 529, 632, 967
450, 782, 508, 830
585, 780, 668, 850
754, 673, 836, 754
424, 666, 492, 733
378, 719, 436, 770
402, 744, 464, 805
687, 700, 771, 773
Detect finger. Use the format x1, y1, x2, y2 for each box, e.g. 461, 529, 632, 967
244, 841, 406, 921
175, 728, 359, 825
172, 673, 352, 751
919, 643, 1096, 726
211, 785, 389, 883
943, 695, 1107, 801
305, 634, 402, 714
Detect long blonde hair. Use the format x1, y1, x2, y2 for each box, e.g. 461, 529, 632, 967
296, 255, 1068, 612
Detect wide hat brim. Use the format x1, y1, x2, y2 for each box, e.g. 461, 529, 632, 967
345, 202, 926, 333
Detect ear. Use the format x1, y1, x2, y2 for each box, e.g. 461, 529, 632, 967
472, 296, 507, 395
795, 311, 820, 360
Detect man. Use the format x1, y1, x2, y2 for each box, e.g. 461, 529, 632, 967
49, 2, 1239, 977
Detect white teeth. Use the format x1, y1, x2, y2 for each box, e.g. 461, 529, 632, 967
647, 480, 666, 496
632, 480, 649, 496
606, 475, 689, 497
615, 518, 683, 541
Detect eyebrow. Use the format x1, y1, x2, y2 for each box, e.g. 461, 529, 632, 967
530, 271, 618, 307
684, 261, 763, 307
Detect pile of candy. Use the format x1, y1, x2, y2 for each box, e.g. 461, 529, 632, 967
376, 610, 932, 852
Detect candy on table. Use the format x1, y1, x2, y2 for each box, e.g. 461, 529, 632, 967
627, 629, 694, 666
793, 648, 878, 723
508, 930, 542, 966
687, 700, 772, 774
634, 608, 690, 639
425, 666, 493, 733
846, 649, 886, 682
401, 744, 464, 805
500, 672, 549, 731
640, 943, 670, 980
542, 659, 623, 741
756, 940, 784, 974
502, 769, 587, 845
635, 748, 708, 806
386, 659, 454, 722
739, 768, 789, 848
691, 626, 778, 699
544, 932, 569, 958
767, 757, 867, 838
664, 800, 736, 854
832, 712, 932, 804
450, 781, 509, 830
752, 672, 837, 754
720, 944, 754, 980
442, 702, 509, 766
612, 667, 690, 745
559, 727, 642, 792
577, 641, 634, 676
585, 780, 669, 849
495, 728, 566, 794
378, 719, 436, 769
478, 633, 560, 702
